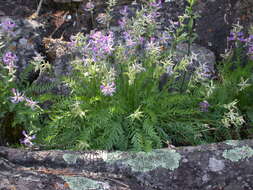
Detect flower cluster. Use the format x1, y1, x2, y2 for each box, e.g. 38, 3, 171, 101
2, 52, 18, 78
123, 31, 137, 48
20, 130, 36, 147
10, 88, 38, 109
228, 31, 246, 42
228, 31, 253, 60
88, 30, 114, 60
100, 82, 116, 96
3, 51, 18, 70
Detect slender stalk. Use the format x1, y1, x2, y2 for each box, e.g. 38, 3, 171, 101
35, 0, 44, 16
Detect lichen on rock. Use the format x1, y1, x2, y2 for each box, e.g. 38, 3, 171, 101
63, 154, 80, 164
60, 176, 110, 190
222, 146, 253, 162
105, 149, 181, 172
208, 157, 225, 172
224, 140, 239, 146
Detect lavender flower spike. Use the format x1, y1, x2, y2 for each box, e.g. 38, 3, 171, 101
20, 130, 36, 147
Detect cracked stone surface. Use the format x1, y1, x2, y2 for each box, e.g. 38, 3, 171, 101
1, 139, 253, 190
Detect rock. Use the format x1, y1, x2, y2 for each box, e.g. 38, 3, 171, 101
1, 139, 253, 189
0, 17, 45, 81
60, 0, 252, 58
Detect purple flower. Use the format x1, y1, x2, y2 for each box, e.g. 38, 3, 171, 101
248, 35, 253, 41
146, 11, 161, 21
247, 45, 253, 60
150, 0, 162, 9
20, 130, 36, 147
248, 46, 253, 53
118, 17, 127, 29
10, 88, 25, 104
123, 31, 137, 47
199, 100, 210, 112
0, 20, 16, 31
84, 1, 95, 11
237, 32, 244, 37
100, 82, 116, 96
25, 98, 38, 110
88, 30, 114, 60
119, 6, 128, 16
228, 31, 247, 42
159, 31, 172, 44
228, 32, 236, 41
145, 37, 160, 52
67, 35, 77, 47
238, 37, 246, 42
3, 52, 18, 66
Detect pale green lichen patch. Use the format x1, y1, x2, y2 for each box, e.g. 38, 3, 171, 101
103, 151, 125, 162
105, 149, 181, 172
60, 176, 109, 190
63, 154, 80, 164
222, 146, 253, 162
224, 140, 239, 146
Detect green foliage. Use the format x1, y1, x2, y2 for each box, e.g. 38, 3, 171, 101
1, 0, 252, 151
0, 51, 42, 145
33, 0, 252, 151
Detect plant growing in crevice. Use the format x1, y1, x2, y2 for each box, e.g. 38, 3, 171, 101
0, 45, 43, 146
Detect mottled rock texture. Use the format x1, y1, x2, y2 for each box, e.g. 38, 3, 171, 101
1, 139, 253, 190
57, 0, 253, 58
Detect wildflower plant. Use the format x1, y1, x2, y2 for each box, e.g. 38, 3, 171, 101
0, 36, 44, 146
1, 0, 251, 151
36, 0, 251, 151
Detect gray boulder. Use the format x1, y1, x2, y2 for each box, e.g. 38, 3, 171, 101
1, 139, 253, 189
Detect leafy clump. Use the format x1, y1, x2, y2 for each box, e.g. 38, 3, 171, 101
1, 0, 253, 151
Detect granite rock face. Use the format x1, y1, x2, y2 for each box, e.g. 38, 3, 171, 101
1, 139, 253, 190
